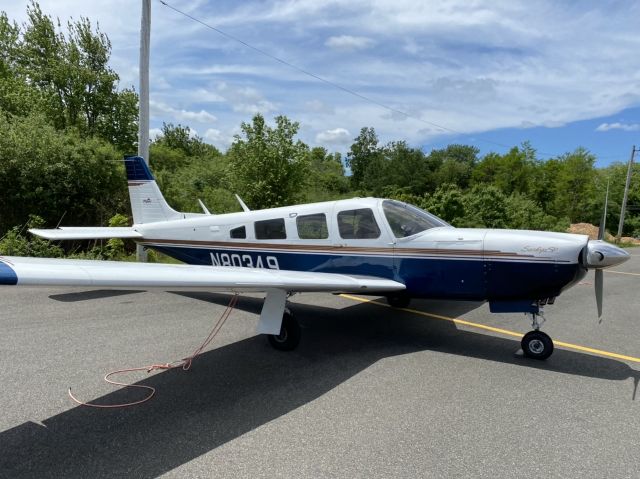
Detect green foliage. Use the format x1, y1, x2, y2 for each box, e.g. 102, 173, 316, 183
2, 1, 137, 152
1, 0, 637, 261
0, 113, 128, 233
549, 148, 597, 222
346, 127, 380, 189
422, 184, 466, 224
503, 193, 568, 232
105, 213, 128, 258
471, 143, 536, 195
430, 144, 479, 190
457, 185, 509, 228
0, 215, 63, 257
150, 139, 235, 213
228, 114, 310, 209
152, 123, 219, 159
308, 147, 349, 193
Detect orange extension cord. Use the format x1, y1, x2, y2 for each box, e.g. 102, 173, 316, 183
68, 294, 239, 408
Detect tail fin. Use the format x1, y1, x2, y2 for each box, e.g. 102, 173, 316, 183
124, 156, 184, 224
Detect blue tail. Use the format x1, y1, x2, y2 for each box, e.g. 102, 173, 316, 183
124, 155, 155, 181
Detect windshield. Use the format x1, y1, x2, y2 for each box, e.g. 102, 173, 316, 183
382, 200, 450, 238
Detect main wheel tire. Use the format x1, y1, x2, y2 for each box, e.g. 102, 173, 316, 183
521, 330, 554, 360
267, 311, 301, 351
386, 293, 411, 308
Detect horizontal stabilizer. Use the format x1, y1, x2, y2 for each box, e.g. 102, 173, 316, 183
29, 227, 143, 240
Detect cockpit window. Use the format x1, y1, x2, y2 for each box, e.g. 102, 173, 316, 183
382, 200, 449, 238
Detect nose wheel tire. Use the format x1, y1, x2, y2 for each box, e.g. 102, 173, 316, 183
267, 311, 301, 351
521, 330, 554, 360
386, 293, 411, 308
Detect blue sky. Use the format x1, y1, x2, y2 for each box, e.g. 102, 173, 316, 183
5, 1, 640, 166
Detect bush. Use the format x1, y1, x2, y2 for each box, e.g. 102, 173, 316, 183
0, 215, 64, 257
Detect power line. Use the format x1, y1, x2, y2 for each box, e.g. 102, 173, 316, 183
157, 0, 628, 161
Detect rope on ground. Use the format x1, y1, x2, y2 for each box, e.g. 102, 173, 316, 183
68, 293, 239, 408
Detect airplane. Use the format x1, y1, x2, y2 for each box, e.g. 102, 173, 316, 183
0, 156, 630, 360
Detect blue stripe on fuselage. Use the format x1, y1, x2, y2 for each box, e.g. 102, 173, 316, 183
145, 244, 584, 301
0, 260, 17, 285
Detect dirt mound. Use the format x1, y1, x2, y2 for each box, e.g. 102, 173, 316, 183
568, 223, 640, 244
568, 223, 602, 240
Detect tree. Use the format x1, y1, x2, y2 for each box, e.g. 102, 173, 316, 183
307, 147, 349, 198
430, 144, 479, 189
346, 127, 381, 189
459, 185, 509, 228
472, 143, 537, 195
0, 113, 128, 234
227, 114, 309, 209
423, 184, 466, 224
550, 148, 597, 222
152, 122, 219, 159
12, 1, 137, 151
377, 141, 433, 195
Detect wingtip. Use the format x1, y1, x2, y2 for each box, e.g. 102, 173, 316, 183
0, 260, 18, 285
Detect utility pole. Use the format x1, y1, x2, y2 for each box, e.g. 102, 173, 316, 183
616, 145, 638, 241
137, 0, 151, 262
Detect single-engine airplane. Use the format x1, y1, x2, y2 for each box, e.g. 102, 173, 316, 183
0, 156, 630, 360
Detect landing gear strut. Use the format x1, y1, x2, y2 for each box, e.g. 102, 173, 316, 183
521, 309, 554, 360
267, 310, 301, 351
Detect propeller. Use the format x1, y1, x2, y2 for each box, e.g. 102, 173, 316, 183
595, 269, 603, 320
584, 180, 629, 320
595, 180, 609, 320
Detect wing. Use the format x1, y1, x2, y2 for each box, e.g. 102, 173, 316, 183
29, 227, 143, 240
0, 256, 404, 293
0, 256, 404, 335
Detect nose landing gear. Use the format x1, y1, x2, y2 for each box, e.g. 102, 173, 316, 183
521, 309, 554, 360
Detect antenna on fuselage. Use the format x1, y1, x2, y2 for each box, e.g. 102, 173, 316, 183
197, 199, 212, 215
235, 194, 251, 212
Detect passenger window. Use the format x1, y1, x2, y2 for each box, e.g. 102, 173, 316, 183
296, 213, 329, 239
255, 218, 286, 240
230, 226, 246, 239
337, 208, 381, 239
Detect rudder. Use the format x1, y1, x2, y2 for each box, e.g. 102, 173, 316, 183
124, 156, 183, 224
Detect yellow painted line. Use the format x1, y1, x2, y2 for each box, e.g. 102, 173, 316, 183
339, 294, 640, 364
606, 270, 640, 276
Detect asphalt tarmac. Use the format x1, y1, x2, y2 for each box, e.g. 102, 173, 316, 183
1, 254, 639, 478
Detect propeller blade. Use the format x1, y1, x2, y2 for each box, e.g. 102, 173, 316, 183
598, 180, 609, 241
595, 268, 603, 320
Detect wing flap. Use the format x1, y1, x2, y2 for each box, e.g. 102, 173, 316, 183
29, 227, 143, 240
0, 256, 405, 293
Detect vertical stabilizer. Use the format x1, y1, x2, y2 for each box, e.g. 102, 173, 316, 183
125, 156, 183, 224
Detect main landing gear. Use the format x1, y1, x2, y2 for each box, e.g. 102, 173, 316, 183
267, 310, 301, 351
521, 310, 554, 360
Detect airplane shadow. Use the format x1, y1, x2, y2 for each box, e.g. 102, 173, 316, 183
174, 292, 640, 383
1, 293, 638, 478
49, 290, 145, 302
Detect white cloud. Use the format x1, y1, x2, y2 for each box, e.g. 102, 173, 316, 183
216, 82, 277, 115
325, 35, 375, 51
596, 122, 640, 132
150, 100, 217, 124
6, 1, 640, 155
204, 128, 224, 142
149, 128, 163, 140
316, 128, 352, 145
304, 100, 334, 114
